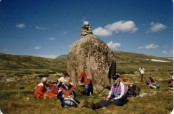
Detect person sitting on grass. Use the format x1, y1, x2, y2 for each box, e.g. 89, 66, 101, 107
168, 76, 173, 88
146, 77, 160, 89
84, 76, 93, 96
34, 77, 48, 98
85, 74, 128, 110
57, 71, 73, 89
57, 76, 80, 108
120, 75, 140, 97
44, 81, 58, 98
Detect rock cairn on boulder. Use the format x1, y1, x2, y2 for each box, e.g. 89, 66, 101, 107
67, 21, 116, 93
81, 21, 93, 37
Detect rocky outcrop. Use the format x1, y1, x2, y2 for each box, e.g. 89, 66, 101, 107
67, 21, 116, 93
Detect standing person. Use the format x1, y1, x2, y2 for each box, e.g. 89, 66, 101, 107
85, 74, 128, 110
57, 76, 79, 108
139, 67, 145, 82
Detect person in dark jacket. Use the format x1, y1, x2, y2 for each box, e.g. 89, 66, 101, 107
57, 76, 79, 108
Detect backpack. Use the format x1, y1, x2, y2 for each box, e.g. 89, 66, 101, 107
127, 85, 140, 97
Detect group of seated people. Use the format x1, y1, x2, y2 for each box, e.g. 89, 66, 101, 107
34, 71, 131, 109
34, 70, 172, 110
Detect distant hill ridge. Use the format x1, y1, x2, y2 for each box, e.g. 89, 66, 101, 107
56, 55, 67, 59
0, 51, 172, 71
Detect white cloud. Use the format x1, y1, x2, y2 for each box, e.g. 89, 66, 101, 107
107, 41, 121, 50
161, 50, 168, 54
49, 37, 56, 41
93, 20, 138, 36
35, 26, 47, 30
145, 43, 159, 49
147, 22, 166, 33
3, 48, 8, 52
16, 24, 26, 29
34, 46, 42, 50
93, 27, 112, 36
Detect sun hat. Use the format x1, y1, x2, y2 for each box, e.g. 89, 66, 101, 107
112, 74, 120, 80
41, 77, 47, 82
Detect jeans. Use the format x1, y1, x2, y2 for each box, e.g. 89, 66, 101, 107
93, 96, 128, 109
85, 85, 93, 96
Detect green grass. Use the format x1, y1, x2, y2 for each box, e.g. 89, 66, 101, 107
0, 52, 173, 114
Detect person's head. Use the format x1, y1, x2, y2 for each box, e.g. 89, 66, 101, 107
113, 74, 120, 83
41, 77, 47, 84
80, 71, 87, 77
149, 77, 154, 82
63, 76, 71, 86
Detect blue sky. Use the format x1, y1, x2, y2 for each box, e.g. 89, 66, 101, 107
0, 0, 173, 58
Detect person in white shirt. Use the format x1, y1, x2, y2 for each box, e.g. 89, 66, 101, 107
139, 67, 145, 82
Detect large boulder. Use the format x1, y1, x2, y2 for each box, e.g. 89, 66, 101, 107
67, 21, 116, 93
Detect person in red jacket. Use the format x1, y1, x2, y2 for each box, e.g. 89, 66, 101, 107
78, 71, 87, 86
34, 77, 48, 98
44, 81, 58, 98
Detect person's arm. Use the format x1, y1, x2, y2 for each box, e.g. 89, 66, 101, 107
61, 86, 74, 96
106, 87, 113, 100
113, 82, 126, 100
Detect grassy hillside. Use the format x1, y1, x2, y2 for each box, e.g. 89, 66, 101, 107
113, 51, 173, 75
0, 53, 66, 73
0, 52, 173, 114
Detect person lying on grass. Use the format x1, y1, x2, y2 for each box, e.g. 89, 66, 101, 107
85, 74, 128, 110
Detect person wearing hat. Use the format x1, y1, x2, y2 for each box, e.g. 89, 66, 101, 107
34, 77, 48, 98
85, 74, 128, 110
57, 76, 80, 108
